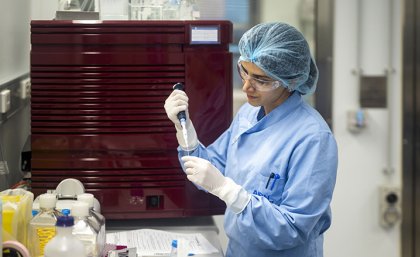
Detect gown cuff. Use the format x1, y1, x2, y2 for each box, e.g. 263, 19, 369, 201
217, 177, 251, 214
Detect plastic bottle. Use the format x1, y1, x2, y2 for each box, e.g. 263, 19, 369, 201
29, 193, 62, 257
31, 209, 39, 217
77, 193, 106, 256
44, 215, 86, 257
61, 208, 71, 216
72, 201, 100, 257
170, 239, 178, 257
1, 195, 21, 243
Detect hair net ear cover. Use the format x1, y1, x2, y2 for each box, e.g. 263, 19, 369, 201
238, 22, 318, 95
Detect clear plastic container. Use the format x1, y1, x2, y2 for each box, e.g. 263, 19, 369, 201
170, 239, 178, 257
170, 239, 192, 257
1, 195, 20, 241
0, 189, 34, 247
71, 201, 100, 257
44, 215, 86, 257
77, 193, 106, 256
29, 193, 62, 257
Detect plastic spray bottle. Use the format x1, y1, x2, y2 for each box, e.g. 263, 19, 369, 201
44, 215, 86, 257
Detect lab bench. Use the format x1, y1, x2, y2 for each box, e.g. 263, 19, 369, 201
106, 216, 224, 257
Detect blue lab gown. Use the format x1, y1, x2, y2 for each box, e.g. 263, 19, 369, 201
178, 91, 338, 257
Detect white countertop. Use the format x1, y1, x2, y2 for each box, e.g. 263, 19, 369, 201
106, 217, 224, 257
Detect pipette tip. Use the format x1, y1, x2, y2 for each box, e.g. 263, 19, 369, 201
180, 120, 189, 154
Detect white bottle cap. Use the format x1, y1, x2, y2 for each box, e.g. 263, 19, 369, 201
56, 178, 85, 197
77, 193, 94, 208
39, 193, 57, 209
71, 201, 89, 217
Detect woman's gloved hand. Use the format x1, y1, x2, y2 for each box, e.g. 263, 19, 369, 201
182, 156, 251, 214
164, 89, 198, 150
164, 89, 189, 127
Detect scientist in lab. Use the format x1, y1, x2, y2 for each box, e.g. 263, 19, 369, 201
164, 22, 338, 257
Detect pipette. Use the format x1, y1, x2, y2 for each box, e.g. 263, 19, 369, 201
172, 83, 189, 152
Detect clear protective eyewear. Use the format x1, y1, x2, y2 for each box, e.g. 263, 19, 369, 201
237, 62, 281, 92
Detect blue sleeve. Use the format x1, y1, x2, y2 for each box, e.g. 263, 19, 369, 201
234, 131, 338, 250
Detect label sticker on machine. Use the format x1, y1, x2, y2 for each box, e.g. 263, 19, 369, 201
190, 25, 220, 44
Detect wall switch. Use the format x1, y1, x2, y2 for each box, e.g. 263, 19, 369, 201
0, 89, 11, 113
19, 78, 31, 99
379, 186, 401, 228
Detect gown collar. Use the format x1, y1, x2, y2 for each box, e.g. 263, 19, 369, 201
245, 91, 303, 133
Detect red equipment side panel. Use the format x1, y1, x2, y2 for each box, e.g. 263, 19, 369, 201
30, 20, 233, 219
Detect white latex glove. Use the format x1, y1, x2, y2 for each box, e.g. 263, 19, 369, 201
182, 156, 251, 214
164, 89, 198, 150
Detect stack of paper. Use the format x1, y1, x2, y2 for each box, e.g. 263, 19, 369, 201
106, 229, 219, 256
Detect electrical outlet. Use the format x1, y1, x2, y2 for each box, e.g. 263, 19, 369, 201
379, 186, 401, 228
19, 78, 31, 99
0, 89, 11, 113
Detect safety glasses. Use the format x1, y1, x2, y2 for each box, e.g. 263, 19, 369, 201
237, 62, 281, 92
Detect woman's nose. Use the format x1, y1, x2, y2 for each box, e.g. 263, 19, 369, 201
242, 79, 255, 93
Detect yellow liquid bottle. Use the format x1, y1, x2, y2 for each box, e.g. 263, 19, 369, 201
0, 195, 21, 241
29, 193, 61, 257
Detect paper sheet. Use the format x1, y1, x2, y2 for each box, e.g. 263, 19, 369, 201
106, 228, 219, 256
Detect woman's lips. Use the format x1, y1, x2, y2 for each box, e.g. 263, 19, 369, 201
247, 95, 257, 100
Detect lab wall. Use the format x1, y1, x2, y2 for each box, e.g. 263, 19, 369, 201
259, 0, 300, 27
0, 0, 63, 191
0, 0, 31, 85
0, 0, 31, 190
31, 0, 58, 19
325, 1, 402, 257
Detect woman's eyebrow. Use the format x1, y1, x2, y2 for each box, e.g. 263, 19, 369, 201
253, 74, 272, 80
241, 63, 272, 81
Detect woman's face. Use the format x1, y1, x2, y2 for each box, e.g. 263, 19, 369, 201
240, 61, 290, 114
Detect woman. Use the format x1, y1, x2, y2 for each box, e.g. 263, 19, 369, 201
164, 22, 338, 257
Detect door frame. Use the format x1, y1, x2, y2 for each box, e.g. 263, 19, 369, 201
402, 0, 419, 256
315, 0, 334, 128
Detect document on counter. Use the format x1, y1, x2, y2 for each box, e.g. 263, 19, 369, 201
106, 228, 219, 256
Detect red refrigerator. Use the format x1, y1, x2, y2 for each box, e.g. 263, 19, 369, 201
30, 20, 233, 219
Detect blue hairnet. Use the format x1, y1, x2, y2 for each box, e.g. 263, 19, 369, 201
238, 22, 318, 95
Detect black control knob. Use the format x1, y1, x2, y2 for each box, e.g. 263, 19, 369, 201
386, 192, 398, 204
